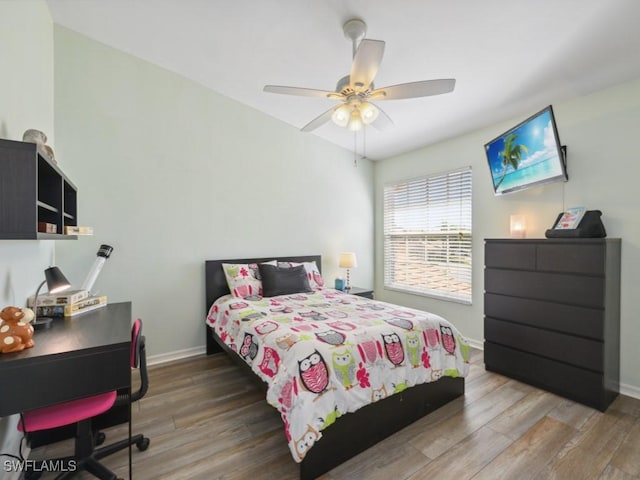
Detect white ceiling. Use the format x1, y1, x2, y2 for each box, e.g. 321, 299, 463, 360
46, 0, 640, 160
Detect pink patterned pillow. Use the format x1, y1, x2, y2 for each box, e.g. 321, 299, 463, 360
222, 261, 276, 298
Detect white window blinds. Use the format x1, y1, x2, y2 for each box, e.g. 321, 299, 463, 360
383, 167, 472, 304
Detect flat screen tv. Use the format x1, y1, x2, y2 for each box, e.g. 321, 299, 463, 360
485, 105, 567, 196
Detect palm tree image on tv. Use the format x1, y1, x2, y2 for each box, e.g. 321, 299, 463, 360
485, 107, 566, 195
495, 133, 528, 190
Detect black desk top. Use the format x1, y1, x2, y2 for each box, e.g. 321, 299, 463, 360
0, 302, 131, 366
0, 302, 132, 416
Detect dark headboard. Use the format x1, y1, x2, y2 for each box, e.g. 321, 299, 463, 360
204, 255, 322, 314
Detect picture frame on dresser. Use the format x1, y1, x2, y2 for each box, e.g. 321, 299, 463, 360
545, 209, 607, 239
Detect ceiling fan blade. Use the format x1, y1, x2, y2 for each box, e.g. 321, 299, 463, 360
301, 107, 336, 132
370, 104, 394, 131
350, 39, 385, 91
264, 85, 341, 99
371, 79, 456, 100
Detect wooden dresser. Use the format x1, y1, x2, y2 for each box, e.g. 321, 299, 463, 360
484, 238, 621, 411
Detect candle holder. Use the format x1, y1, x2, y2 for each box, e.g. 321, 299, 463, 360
510, 215, 527, 238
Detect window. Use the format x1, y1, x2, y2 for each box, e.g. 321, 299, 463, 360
383, 167, 472, 304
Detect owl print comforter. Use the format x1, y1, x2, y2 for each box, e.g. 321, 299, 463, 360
206, 288, 470, 463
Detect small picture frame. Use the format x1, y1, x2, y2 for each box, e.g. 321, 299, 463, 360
546, 209, 606, 238
553, 207, 586, 230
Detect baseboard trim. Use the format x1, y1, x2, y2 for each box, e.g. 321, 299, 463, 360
147, 346, 206, 366
620, 382, 640, 400
467, 337, 483, 351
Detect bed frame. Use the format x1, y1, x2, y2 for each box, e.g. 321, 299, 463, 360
205, 255, 464, 480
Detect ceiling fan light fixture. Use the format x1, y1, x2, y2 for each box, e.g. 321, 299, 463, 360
360, 101, 379, 125
332, 104, 351, 127
348, 110, 364, 131
262, 17, 456, 136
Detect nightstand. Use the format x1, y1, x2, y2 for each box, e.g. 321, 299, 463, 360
347, 286, 374, 299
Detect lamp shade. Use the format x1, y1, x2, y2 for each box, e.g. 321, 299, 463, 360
331, 104, 351, 127
338, 252, 358, 269
359, 101, 379, 125
44, 266, 71, 294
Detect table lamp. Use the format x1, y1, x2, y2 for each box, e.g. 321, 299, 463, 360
338, 252, 357, 291
32, 266, 71, 330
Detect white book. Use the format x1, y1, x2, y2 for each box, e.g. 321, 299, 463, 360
27, 289, 89, 307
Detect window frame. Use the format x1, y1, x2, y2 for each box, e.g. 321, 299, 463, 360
382, 167, 472, 305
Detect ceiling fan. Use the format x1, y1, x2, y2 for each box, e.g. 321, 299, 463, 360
264, 18, 456, 133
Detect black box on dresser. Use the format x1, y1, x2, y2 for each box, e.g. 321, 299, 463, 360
483, 238, 621, 411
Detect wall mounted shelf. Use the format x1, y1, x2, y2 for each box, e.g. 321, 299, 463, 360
0, 138, 78, 240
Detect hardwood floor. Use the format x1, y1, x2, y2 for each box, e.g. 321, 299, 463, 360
31, 349, 640, 479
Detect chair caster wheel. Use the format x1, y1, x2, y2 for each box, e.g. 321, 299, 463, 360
95, 431, 106, 445
136, 436, 150, 451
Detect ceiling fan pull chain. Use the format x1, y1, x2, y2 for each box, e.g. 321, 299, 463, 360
363, 126, 366, 160
353, 131, 358, 167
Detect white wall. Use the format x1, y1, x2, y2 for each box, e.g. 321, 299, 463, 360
0, 0, 55, 474
374, 78, 640, 396
52, 26, 374, 359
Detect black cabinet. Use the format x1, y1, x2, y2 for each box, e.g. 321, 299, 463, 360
0, 139, 77, 239
484, 238, 621, 411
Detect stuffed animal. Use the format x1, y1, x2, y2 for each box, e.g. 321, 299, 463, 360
0, 306, 35, 353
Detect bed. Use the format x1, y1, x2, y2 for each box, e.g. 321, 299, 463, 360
204, 255, 468, 480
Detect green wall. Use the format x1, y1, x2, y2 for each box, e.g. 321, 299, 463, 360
53, 26, 374, 359
374, 79, 640, 396
0, 0, 55, 472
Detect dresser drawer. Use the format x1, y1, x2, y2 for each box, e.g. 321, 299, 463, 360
485, 242, 536, 270
536, 242, 605, 275
484, 293, 603, 340
484, 342, 608, 411
485, 268, 605, 308
484, 317, 603, 371
483, 238, 620, 412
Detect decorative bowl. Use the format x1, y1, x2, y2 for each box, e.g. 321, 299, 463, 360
22, 129, 47, 144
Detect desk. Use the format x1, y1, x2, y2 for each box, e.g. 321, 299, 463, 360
0, 302, 131, 417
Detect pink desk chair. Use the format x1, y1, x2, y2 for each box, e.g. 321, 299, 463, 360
19, 319, 149, 480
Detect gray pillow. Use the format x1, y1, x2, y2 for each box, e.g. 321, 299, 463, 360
258, 264, 312, 297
